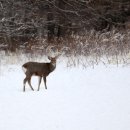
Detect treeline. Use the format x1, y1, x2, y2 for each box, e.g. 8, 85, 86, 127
0, 0, 130, 51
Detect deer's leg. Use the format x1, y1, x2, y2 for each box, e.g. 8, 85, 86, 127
37, 76, 42, 91
27, 76, 34, 91
43, 77, 47, 89
23, 77, 28, 92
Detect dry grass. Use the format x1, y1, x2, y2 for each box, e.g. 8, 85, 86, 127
0, 29, 130, 68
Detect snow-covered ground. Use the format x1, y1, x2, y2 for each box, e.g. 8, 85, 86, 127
0, 60, 130, 130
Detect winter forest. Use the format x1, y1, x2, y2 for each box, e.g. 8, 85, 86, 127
0, 0, 130, 54
0, 1, 130, 130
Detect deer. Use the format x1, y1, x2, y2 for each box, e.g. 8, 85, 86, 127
22, 56, 58, 92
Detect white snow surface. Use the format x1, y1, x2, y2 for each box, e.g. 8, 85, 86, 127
0, 61, 130, 130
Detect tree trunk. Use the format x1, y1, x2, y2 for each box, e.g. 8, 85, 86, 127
47, 11, 55, 41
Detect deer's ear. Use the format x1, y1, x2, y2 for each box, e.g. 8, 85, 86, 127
48, 56, 52, 60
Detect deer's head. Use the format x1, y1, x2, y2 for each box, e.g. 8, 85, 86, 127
48, 56, 59, 64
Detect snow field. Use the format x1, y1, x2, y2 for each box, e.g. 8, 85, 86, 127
0, 62, 130, 130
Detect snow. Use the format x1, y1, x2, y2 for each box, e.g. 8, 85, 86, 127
0, 61, 130, 130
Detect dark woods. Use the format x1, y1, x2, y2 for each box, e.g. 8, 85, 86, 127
0, 0, 130, 52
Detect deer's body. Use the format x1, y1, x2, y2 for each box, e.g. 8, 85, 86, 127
22, 57, 57, 92
23, 62, 56, 76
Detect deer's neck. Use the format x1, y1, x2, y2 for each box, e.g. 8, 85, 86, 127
49, 62, 56, 72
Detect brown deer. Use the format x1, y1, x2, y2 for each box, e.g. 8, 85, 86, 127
22, 56, 58, 92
